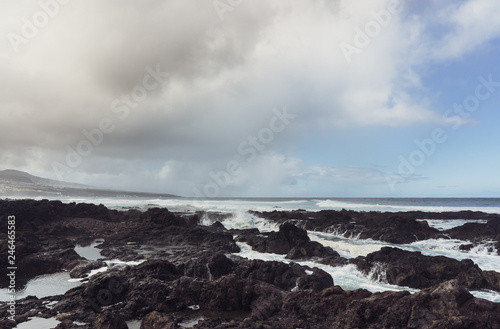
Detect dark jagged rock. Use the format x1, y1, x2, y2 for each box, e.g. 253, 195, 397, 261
234, 258, 315, 291
17, 247, 83, 282
251, 209, 500, 244
251, 210, 442, 244
446, 218, 500, 255
140, 207, 187, 227
265, 222, 310, 254
286, 240, 338, 259
357, 215, 439, 243
239, 222, 310, 255
126, 260, 180, 281
483, 270, 500, 291
70, 260, 107, 278
297, 268, 334, 292
459, 243, 474, 251
178, 252, 235, 280
274, 280, 500, 329
354, 247, 500, 292
93, 310, 128, 329
1, 199, 500, 329
168, 274, 283, 316
140, 311, 178, 329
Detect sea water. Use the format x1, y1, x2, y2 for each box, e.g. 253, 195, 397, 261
20, 196, 500, 213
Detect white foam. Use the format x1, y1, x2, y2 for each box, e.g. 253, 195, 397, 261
69, 259, 146, 282
178, 316, 205, 328
417, 219, 488, 231
234, 241, 418, 294
471, 290, 500, 303
316, 199, 500, 214
309, 231, 388, 258
220, 210, 279, 232
235, 238, 500, 302
403, 239, 500, 272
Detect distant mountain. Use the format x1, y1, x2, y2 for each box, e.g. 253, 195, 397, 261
0, 169, 179, 198
0, 169, 91, 189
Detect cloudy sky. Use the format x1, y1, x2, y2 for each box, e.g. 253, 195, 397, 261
1, 0, 499, 197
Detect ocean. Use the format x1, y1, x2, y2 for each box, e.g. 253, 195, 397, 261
2, 197, 500, 328
25, 196, 500, 213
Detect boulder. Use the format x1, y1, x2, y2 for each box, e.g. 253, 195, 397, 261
286, 241, 338, 259
140, 311, 178, 329
70, 260, 107, 278
354, 247, 499, 292
93, 311, 128, 329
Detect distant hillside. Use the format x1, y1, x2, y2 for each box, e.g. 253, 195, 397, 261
0, 169, 91, 189
0, 169, 179, 198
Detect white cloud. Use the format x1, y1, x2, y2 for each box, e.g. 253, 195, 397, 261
413, 0, 500, 61
1, 0, 498, 195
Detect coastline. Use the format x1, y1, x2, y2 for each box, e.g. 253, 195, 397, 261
1, 198, 500, 328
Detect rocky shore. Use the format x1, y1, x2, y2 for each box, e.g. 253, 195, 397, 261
1, 199, 500, 328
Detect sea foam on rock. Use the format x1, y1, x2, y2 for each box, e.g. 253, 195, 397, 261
354, 247, 500, 292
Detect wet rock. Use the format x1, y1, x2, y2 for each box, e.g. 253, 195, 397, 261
83, 274, 130, 311
140, 208, 186, 227
482, 270, 500, 291
459, 244, 474, 251
0, 320, 16, 329
178, 253, 234, 281
275, 280, 500, 329
70, 260, 107, 278
297, 268, 334, 292
286, 241, 338, 260
265, 222, 310, 254
93, 310, 128, 329
2, 200, 500, 329
252, 210, 441, 244
354, 247, 500, 292
140, 311, 178, 329
240, 222, 311, 255
130, 260, 180, 281
17, 247, 83, 280
234, 259, 310, 291
208, 221, 226, 232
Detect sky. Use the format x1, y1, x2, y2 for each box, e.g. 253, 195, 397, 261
0, 0, 499, 198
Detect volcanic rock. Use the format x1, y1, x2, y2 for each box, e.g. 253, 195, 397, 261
93, 310, 128, 329
354, 247, 500, 292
